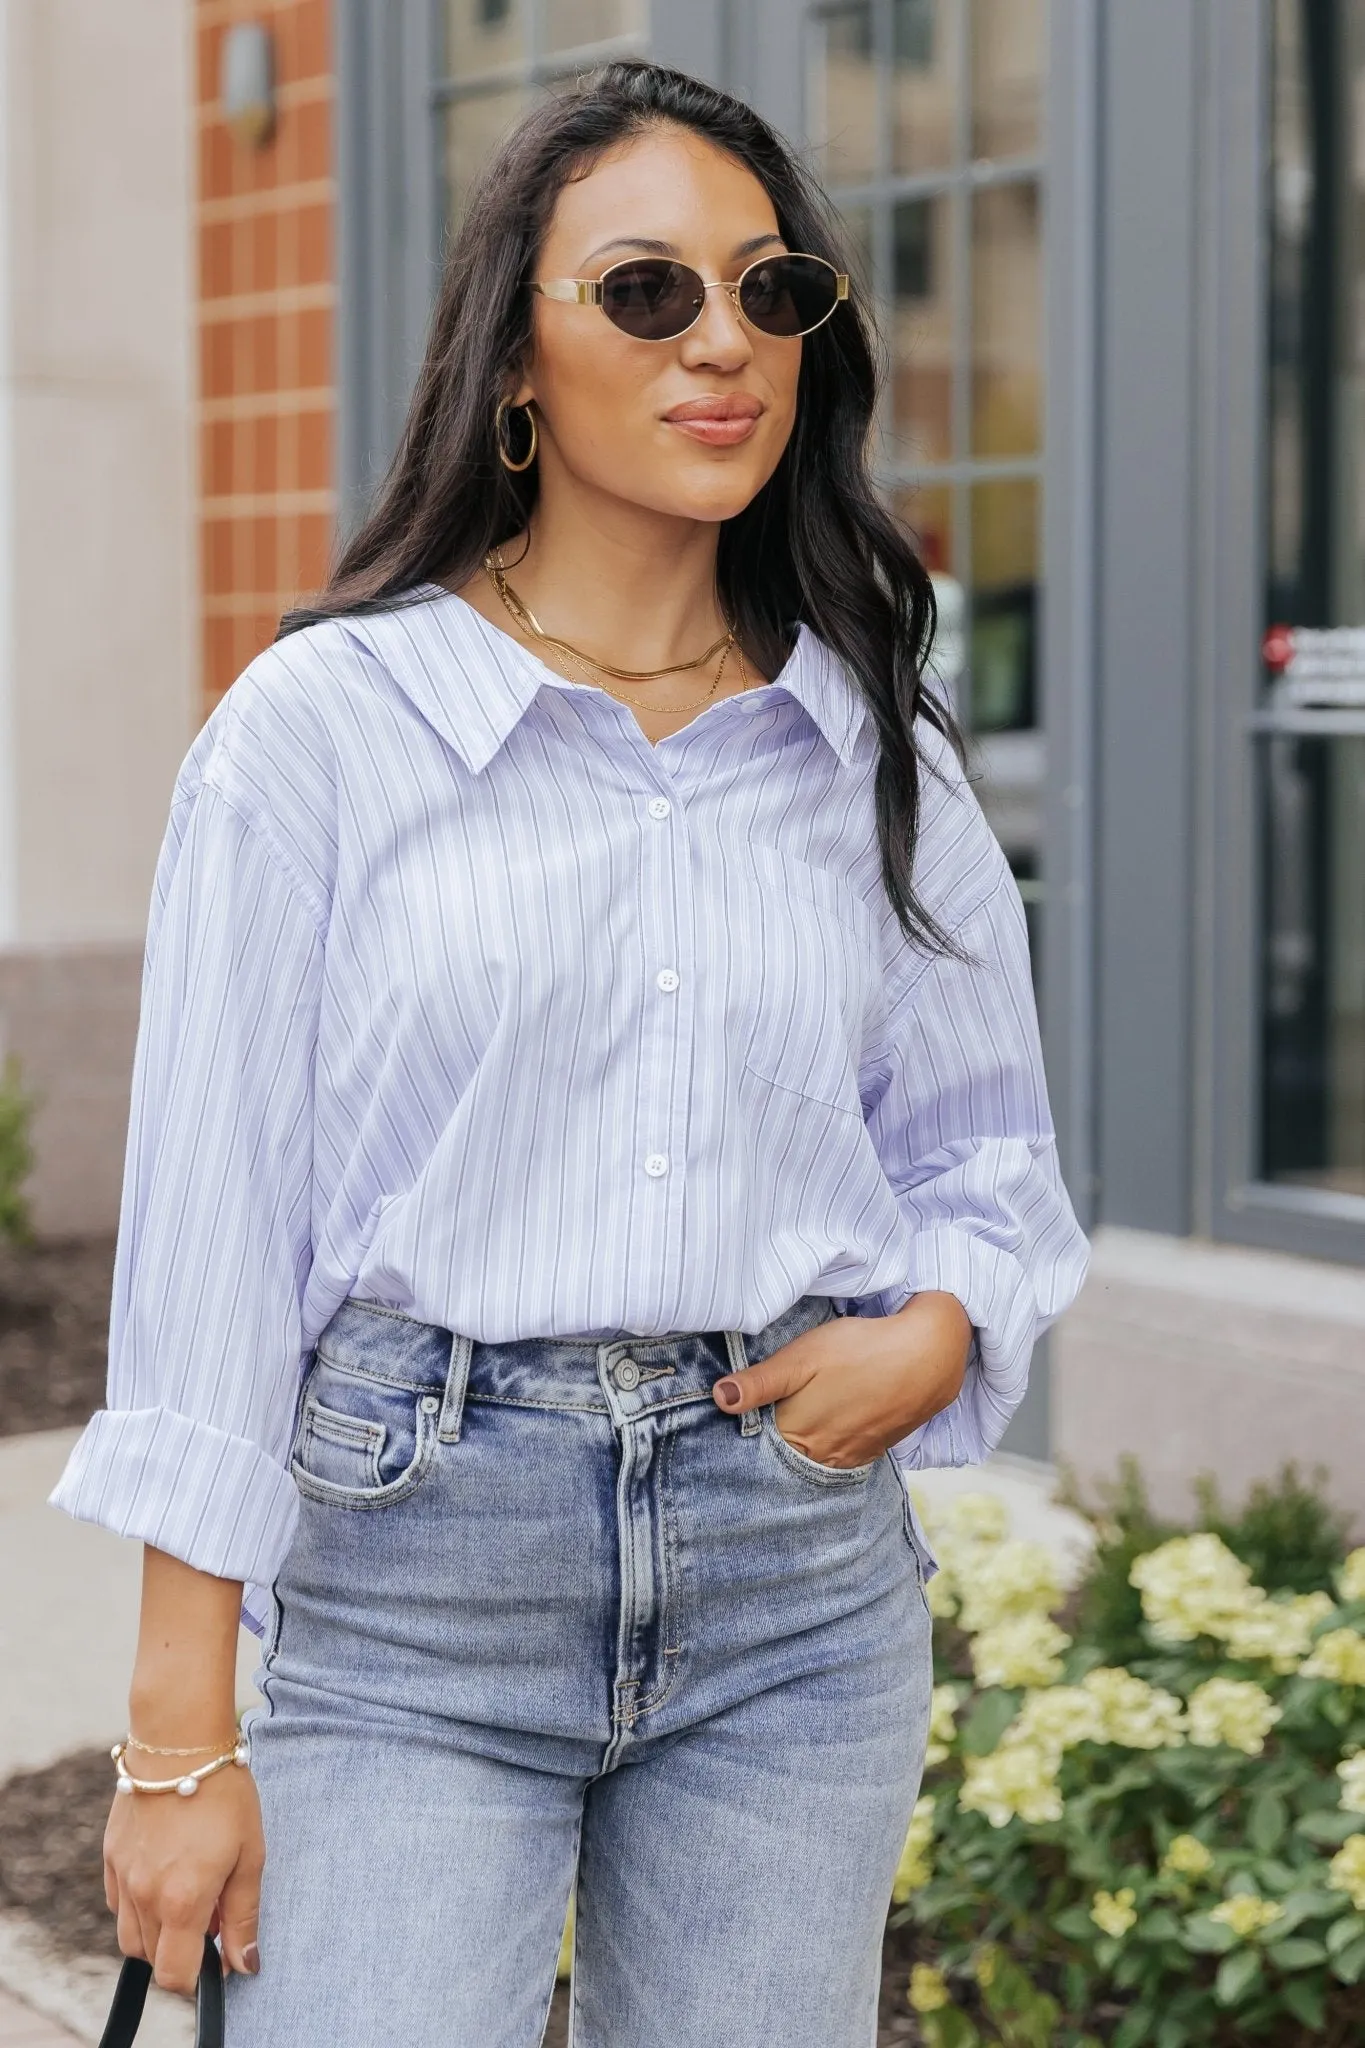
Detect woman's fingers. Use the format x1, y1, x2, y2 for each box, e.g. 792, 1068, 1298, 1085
713, 1331, 821, 1414
114, 1882, 148, 1965
217, 1837, 264, 1975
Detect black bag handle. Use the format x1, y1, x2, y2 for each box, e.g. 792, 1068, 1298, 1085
97, 1934, 225, 2048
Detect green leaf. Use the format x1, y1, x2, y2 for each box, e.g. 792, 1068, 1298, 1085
1326, 1912, 1363, 1957
1214, 1948, 1263, 2006
1054, 1907, 1097, 1942
1330, 1930, 1365, 1984
1137, 1908, 1182, 1944
1281, 1974, 1326, 2031
1154, 2021, 1190, 2048
1265, 1936, 1328, 1971
1247, 1789, 1288, 1855
1182, 1915, 1238, 1954
1111, 2009, 1152, 2048
958, 1687, 1021, 1756
1296, 1810, 1362, 1846
1273, 1889, 1341, 1933
922, 2009, 984, 2048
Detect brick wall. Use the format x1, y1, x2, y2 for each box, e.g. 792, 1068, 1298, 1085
196, 0, 337, 712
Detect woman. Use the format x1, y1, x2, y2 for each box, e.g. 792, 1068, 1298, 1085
53, 61, 1087, 2048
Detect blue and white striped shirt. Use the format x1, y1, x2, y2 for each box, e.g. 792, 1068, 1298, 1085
51, 588, 1087, 1628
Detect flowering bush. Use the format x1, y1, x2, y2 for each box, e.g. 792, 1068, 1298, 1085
890, 1484, 1365, 2046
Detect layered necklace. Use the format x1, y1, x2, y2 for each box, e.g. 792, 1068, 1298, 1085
483, 547, 749, 712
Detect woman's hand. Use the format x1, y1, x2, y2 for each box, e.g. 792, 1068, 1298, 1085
104, 1761, 264, 1995
711, 1291, 972, 1468
110, 1546, 263, 1994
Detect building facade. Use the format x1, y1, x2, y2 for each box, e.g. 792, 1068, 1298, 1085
15, 3, 1365, 1507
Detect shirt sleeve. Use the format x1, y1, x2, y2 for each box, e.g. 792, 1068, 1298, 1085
860, 766, 1090, 1470
48, 772, 323, 1589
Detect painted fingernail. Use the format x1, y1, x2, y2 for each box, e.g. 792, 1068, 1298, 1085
242, 1943, 260, 1975
715, 1379, 742, 1410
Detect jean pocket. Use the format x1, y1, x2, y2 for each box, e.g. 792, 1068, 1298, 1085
290, 1358, 441, 1509
760, 1405, 879, 1487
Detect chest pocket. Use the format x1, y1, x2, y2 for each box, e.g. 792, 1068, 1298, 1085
734, 845, 877, 1114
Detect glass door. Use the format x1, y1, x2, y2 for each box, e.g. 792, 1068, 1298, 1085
1260, 0, 1365, 1206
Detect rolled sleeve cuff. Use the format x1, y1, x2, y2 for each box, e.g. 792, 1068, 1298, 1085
874, 1226, 1041, 1471
48, 1405, 299, 1593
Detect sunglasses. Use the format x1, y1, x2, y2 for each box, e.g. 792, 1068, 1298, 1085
535, 253, 849, 342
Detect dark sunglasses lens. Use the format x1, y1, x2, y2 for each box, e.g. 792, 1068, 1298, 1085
739, 255, 839, 336
600, 261, 705, 340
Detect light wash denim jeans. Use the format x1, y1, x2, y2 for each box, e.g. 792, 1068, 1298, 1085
227, 1293, 934, 2047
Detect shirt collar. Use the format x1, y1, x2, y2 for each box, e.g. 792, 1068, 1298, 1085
338, 588, 868, 774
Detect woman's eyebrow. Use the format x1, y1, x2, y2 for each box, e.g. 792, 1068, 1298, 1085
578, 231, 789, 266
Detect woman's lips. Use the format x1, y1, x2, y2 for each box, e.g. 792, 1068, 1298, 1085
663, 397, 764, 447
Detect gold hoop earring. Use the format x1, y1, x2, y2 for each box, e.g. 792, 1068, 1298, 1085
495, 398, 538, 473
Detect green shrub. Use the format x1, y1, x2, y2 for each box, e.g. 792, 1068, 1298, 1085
892, 1482, 1365, 2045
0, 1052, 35, 1245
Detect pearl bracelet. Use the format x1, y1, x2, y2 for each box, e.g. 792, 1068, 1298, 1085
111, 1737, 250, 1797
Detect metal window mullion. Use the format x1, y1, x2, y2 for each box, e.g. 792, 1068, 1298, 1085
828, 156, 1043, 207
952, 0, 975, 731
431, 32, 645, 102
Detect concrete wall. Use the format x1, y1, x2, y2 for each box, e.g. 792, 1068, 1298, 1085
0, 1, 196, 1233
1054, 1226, 1365, 1523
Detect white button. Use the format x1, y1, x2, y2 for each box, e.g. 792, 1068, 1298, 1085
643, 1152, 669, 1178
420, 1395, 440, 1414
614, 1357, 641, 1390
647, 796, 672, 820
656, 968, 680, 993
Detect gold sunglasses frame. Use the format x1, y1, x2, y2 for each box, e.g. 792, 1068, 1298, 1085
535, 253, 850, 340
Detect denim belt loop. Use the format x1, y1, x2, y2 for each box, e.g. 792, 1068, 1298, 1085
723, 1329, 762, 1436
438, 1331, 474, 1443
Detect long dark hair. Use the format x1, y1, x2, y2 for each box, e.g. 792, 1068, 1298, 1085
281, 60, 961, 949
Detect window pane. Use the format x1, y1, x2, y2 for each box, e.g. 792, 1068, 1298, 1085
445, 89, 528, 232
808, 4, 878, 186
893, 480, 956, 576
444, 0, 527, 79
1260, 736, 1365, 1198
891, 194, 954, 463
971, 0, 1044, 158
543, 0, 644, 53
970, 179, 1040, 456
970, 478, 1037, 730
892, 0, 960, 174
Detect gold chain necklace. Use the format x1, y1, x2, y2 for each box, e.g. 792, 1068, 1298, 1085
484, 549, 737, 706
555, 622, 735, 713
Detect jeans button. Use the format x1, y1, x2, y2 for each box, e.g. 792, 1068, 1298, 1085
614, 1357, 641, 1390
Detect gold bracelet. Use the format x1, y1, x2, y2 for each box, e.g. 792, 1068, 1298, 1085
124, 1732, 239, 1757
111, 1738, 249, 1797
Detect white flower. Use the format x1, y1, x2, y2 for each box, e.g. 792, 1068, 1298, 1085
1080, 1666, 1186, 1749
924, 1685, 960, 1767
956, 1538, 1066, 1636
1162, 1833, 1214, 1879
1129, 1533, 1258, 1645
1327, 1835, 1365, 1913
1004, 1685, 1105, 1758
1186, 1677, 1281, 1755
1301, 1627, 1365, 1686
970, 1613, 1070, 1691
1090, 1887, 1138, 1938
1336, 1751, 1365, 1816
891, 1795, 936, 1901
1209, 1893, 1282, 1940
959, 1743, 1063, 1828
1338, 1549, 1365, 1604
1222, 1591, 1334, 1671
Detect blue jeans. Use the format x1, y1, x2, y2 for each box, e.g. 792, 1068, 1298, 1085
227, 1294, 933, 2047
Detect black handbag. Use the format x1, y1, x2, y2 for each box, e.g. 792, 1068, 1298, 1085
97, 1935, 225, 2048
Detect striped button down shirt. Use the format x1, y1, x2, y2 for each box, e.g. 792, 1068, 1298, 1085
51, 588, 1088, 1629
